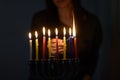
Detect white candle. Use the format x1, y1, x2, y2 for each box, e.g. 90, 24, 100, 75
29, 32, 32, 60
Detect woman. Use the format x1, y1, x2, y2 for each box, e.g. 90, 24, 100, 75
30, 0, 102, 80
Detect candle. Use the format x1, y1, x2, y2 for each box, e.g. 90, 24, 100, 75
42, 27, 46, 60
55, 28, 58, 59
29, 32, 32, 60
74, 36, 77, 59
48, 29, 51, 58
69, 28, 73, 58
35, 31, 39, 61
63, 27, 66, 60
73, 14, 78, 59
73, 14, 76, 37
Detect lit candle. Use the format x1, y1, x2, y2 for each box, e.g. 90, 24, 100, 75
48, 29, 51, 58
63, 27, 66, 60
42, 27, 46, 60
55, 28, 58, 59
35, 31, 39, 61
69, 28, 73, 58
73, 14, 76, 37
29, 32, 32, 60
73, 14, 78, 59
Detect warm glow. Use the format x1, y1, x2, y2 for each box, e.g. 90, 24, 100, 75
48, 29, 51, 37
69, 28, 72, 36
43, 27, 46, 35
55, 28, 58, 35
29, 32, 32, 39
63, 27, 66, 36
73, 14, 76, 37
35, 31, 38, 38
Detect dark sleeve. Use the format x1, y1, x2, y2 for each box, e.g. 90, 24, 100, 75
82, 16, 103, 77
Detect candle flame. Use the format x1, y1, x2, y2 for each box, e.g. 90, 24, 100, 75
69, 28, 72, 36
55, 28, 58, 35
73, 14, 76, 37
43, 27, 46, 35
48, 29, 51, 37
35, 31, 38, 38
63, 27, 66, 36
29, 32, 32, 39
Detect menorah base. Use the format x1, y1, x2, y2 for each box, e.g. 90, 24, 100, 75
28, 59, 84, 80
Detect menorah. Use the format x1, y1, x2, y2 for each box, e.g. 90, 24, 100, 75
28, 16, 83, 79
28, 58, 83, 80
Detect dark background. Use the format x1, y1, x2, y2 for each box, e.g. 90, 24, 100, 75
0, 0, 119, 80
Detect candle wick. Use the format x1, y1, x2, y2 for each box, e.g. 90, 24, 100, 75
67, 36, 73, 41
72, 36, 75, 38
67, 37, 70, 41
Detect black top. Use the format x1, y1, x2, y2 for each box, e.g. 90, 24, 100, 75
29, 8, 102, 80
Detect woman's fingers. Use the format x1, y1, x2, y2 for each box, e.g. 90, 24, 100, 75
51, 39, 64, 47
51, 47, 64, 54
48, 38, 65, 54
51, 43, 56, 48
51, 39, 63, 43
51, 39, 56, 43
58, 48, 64, 53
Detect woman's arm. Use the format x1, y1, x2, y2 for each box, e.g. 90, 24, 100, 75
82, 15, 103, 80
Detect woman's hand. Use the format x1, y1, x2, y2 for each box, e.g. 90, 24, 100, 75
48, 38, 64, 55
